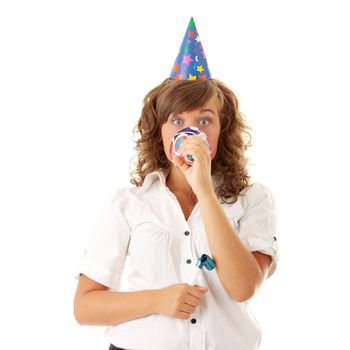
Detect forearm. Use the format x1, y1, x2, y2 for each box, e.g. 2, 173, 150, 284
74, 289, 157, 326
198, 191, 263, 301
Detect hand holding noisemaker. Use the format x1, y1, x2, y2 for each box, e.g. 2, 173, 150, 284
170, 126, 211, 166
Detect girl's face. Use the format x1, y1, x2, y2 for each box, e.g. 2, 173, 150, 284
161, 96, 221, 162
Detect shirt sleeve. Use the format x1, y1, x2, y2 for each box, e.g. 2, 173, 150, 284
76, 188, 131, 289
238, 182, 279, 278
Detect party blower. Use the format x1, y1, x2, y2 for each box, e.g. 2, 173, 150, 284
189, 254, 216, 286
170, 126, 211, 166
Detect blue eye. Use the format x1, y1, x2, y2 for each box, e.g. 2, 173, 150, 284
199, 119, 210, 126
171, 119, 183, 126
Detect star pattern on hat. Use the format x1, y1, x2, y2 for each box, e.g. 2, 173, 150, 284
169, 17, 211, 80
182, 54, 194, 66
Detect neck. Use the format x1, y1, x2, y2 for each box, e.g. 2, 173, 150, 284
166, 165, 193, 196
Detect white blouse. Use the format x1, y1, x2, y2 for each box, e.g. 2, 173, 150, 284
77, 170, 279, 350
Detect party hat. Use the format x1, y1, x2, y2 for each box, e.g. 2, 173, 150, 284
169, 17, 212, 80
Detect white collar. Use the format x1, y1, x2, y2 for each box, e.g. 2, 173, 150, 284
139, 169, 168, 193
141, 169, 220, 191
138, 169, 244, 223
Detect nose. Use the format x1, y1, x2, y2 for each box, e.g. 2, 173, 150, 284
179, 112, 197, 129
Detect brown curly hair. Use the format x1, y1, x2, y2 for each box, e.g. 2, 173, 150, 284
130, 78, 252, 204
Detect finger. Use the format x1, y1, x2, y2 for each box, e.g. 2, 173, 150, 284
178, 161, 190, 173
178, 310, 191, 319
191, 150, 208, 164
184, 294, 202, 307
188, 287, 207, 299
181, 303, 196, 314
181, 136, 208, 151
179, 142, 209, 159
190, 148, 211, 166
173, 155, 185, 167
173, 155, 190, 173
179, 145, 200, 160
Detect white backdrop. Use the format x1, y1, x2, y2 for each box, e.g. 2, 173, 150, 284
1, 0, 349, 349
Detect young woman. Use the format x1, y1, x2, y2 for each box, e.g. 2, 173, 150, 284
74, 19, 279, 350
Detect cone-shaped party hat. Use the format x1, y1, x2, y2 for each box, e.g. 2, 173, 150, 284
169, 17, 211, 80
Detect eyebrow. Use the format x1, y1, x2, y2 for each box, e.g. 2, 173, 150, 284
170, 108, 217, 119
200, 108, 216, 115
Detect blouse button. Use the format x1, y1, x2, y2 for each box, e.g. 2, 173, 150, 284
273, 236, 277, 241
191, 318, 197, 324
186, 259, 192, 264
184, 231, 190, 236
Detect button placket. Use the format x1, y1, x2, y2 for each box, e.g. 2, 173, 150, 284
184, 230, 192, 263
190, 305, 201, 324
164, 187, 196, 280
188, 302, 203, 350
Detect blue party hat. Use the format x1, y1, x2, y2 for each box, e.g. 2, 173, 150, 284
169, 17, 212, 80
